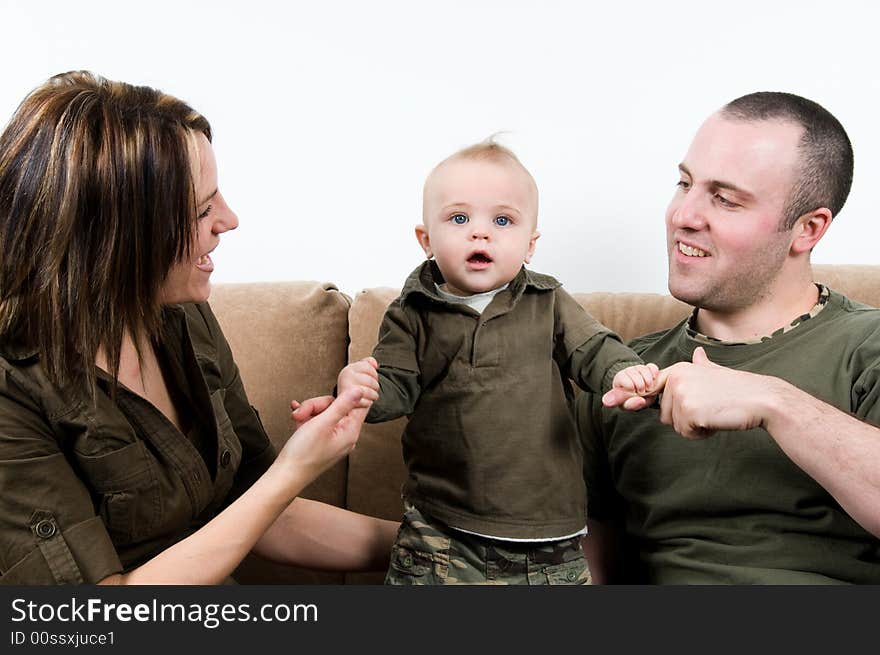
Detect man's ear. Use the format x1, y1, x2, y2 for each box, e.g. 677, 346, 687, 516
790, 208, 832, 255
524, 230, 541, 264
415, 224, 432, 258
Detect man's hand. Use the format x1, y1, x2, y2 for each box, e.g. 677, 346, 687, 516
653, 346, 773, 438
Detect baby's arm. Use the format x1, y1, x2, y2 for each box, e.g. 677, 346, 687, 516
338, 356, 421, 423
290, 357, 378, 426
357, 298, 422, 423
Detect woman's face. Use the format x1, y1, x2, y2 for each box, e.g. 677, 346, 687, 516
160, 133, 238, 304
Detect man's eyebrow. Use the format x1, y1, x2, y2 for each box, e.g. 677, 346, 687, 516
679, 164, 754, 199
199, 188, 218, 205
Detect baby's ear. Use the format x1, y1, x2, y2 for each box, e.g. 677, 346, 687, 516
524, 230, 540, 263
415, 224, 433, 259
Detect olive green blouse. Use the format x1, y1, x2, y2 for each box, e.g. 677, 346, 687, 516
0, 303, 276, 584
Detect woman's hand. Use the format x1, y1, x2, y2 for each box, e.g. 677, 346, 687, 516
279, 388, 368, 484
290, 395, 334, 429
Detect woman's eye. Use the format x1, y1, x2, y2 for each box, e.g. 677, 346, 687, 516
198, 204, 212, 220
494, 216, 510, 227
451, 213, 468, 224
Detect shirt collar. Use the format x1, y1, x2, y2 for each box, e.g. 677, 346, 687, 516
685, 284, 831, 346
399, 260, 560, 307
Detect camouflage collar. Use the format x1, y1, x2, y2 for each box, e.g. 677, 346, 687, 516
686, 284, 831, 346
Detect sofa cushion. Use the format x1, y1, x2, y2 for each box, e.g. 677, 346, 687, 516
209, 281, 351, 584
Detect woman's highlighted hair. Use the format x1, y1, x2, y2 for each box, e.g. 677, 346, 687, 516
0, 71, 211, 393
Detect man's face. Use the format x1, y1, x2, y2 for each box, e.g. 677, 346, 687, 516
417, 157, 539, 296
665, 113, 803, 312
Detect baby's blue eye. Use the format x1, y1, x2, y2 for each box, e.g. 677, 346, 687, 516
494, 215, 510, 227
451, 213, 468, 225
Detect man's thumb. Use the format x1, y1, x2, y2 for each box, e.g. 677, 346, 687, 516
692, 346, 716, 367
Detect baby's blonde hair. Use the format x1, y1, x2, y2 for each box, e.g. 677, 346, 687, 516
424, 136, 539, 220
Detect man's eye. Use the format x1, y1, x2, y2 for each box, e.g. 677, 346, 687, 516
676, 180, 690, 191
451, 213, 468, 224
494, 216, 510, 227
714, 194, 737, 208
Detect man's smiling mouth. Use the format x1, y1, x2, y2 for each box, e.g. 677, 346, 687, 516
677, 242, 708, 258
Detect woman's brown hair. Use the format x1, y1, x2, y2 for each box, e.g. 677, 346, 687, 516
0, 71, 211, 392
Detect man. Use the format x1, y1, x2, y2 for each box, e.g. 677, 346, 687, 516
580, 92, 880, 584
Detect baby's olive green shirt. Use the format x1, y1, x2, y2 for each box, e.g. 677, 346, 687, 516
0, 303, 275, 584
369, 262, 641, 539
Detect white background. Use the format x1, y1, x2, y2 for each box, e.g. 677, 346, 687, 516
2, 0, 877, 297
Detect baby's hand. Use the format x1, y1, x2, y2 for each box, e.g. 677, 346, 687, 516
337, 357, 380, 408
606, 362, 660, 411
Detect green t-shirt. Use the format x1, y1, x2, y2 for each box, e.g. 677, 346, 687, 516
578, 288, 880, 584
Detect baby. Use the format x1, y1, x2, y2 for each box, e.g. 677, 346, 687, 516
338, 140, 656, 584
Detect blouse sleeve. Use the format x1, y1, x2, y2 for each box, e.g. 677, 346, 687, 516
0, 365, 122, 584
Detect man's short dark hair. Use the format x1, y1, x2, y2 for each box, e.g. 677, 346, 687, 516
722, 92, 853, 229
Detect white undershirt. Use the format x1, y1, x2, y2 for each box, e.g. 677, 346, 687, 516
434, 283, 507, 313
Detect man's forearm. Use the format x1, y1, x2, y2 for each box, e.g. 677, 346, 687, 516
762, 377, 880, 538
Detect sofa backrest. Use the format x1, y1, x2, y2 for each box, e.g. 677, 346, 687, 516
211, 264, 880, 584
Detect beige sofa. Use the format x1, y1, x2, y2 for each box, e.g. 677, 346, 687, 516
208, 265, 880, 584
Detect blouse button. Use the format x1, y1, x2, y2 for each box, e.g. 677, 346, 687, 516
35, 519, 57, 539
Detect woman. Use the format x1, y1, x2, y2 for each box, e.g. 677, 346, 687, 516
0, 71, 396, 584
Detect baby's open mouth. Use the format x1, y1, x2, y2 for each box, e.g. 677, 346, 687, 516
467, 252, 493, 264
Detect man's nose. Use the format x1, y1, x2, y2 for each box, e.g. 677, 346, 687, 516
670, 191, 707, 231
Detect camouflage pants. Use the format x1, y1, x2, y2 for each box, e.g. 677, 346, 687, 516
385, 503, 592, 585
